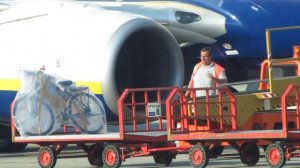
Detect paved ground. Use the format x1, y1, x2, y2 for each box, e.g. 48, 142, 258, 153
1, 144, 300, 168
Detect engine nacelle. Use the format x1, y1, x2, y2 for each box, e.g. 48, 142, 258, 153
0, 0, 184, 120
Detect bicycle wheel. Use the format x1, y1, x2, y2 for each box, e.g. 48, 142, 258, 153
68, 93, 106, 134
13, 96, 55, 136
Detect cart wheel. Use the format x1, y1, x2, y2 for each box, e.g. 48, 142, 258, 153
209, 145, 224, 158
102, 145, 122, 168
37, 146, 57, 168
239, 142, 260, 166
88, 144, 103, 167
189, 144, 209, 168
265, 143, 286, 168
153, 151, 173, 166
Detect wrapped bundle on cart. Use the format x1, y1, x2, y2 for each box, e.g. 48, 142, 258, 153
12, 70, 107, 136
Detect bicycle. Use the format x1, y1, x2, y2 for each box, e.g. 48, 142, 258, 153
12, 70, 106, 136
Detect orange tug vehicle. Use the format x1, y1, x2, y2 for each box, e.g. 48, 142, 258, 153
10, 26, 300, 168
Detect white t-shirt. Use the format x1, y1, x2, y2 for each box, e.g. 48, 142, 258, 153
193, 63, 227, 97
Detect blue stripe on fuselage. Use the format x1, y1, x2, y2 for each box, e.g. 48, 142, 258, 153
0, 90, 16, 126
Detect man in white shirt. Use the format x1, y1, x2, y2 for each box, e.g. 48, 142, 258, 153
185, 47, 227, 97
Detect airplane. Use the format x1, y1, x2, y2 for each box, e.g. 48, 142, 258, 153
1, 0, 300, 152
84, 0, 300, 81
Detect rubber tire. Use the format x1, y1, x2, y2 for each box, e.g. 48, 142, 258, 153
209, 145, 224, 158
239, 142, 260, 166
0, 141, 27, 153
153, 151, 173, 167
13, 97, 55, 135
69, 93, 105, 134
37, 146, 57, 168
265, 143, 286, 168
88, 144, 103, 167
0, 125, 27, 152
102, 145, 122, 168
189, 144, 209, 168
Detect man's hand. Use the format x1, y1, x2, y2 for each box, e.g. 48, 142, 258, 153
185, 90, 190, 97
207, 73, 216, 82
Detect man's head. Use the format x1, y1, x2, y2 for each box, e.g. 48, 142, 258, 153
200, 47, 213, 66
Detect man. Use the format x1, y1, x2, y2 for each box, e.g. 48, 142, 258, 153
185, 47, 227, 97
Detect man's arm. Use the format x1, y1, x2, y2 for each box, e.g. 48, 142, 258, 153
185, 63, 201, 96
211, 76, 227, 83
185, 79, 193, 96
208, 70, 227, 84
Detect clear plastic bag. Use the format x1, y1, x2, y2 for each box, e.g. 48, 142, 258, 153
13, 70, 107, 136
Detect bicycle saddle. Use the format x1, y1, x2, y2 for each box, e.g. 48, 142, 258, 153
58, 80, 73, 87
68, 86, 89, 92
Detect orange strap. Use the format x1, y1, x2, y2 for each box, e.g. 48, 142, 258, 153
189, 61, 224, 87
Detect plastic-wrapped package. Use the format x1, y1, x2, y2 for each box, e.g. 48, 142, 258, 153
12, 70, 107, 136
